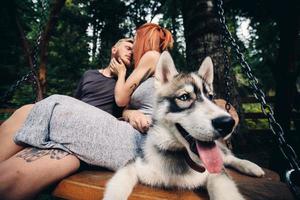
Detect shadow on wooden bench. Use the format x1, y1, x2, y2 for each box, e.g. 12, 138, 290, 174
52, 168, 295, 200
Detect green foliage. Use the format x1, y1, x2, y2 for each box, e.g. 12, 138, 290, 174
226, 1, 282, 95
0, 1, 27, 96
159, 0, 187, 71
10, 84, 36, 105
244, 119, 269, 129
46, 2, 90, 96
0, 0, 292, 110
242, 103, 269, 129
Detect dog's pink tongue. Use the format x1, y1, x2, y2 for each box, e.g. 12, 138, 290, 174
196, 141, 223, 173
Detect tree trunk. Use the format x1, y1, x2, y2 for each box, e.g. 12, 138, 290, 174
39, 0, 66, 100
181, 0, 235, 97
181, 0, 242, 150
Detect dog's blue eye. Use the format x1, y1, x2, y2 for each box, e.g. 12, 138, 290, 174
177, 94, 190, 101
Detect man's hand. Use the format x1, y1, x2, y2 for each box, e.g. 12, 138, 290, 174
123, 109, 151, 133
109, 58, 126, 77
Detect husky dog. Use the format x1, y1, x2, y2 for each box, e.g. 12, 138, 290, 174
104, 51, 265, 200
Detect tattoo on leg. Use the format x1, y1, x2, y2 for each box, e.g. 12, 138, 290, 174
16, 148, 70, 162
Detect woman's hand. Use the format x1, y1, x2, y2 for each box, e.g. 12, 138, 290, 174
123, 109, 151, 133
109, 58, 126, 77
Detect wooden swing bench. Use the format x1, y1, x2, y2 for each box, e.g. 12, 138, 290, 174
52, 167, 294, 200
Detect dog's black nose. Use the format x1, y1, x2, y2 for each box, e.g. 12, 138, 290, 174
212, 116, 235, 137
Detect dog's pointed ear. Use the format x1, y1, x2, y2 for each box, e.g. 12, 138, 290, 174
155, 51, 178, 86
198, 56, 214, 85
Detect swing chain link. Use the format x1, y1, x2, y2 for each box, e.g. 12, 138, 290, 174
0, 71, 35, 106
32, 0, 49, 72
220, 34, 232, 111
215, 0, 300, 197
0, 0, 48, 105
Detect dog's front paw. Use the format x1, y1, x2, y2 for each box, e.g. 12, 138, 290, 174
237, 159, 265, 177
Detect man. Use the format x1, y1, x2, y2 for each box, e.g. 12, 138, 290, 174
74, 38, 133, 117
74, 38, 149, 132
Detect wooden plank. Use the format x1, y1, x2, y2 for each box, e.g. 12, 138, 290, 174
238, 180, 294, 200
244, 112, 300, 119
52, 168, 293, 200
244, 112, 268, 119
241, 96, 275, 104
0, 108, 16, 114
245, 129, 297, 135
52, 170, 208, 200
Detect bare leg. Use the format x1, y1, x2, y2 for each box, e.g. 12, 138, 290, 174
0, 147, 80, 200
0, 104, 34, 162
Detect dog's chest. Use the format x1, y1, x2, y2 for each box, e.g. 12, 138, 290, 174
137, 149, 208, 188
154, 147, 190, 175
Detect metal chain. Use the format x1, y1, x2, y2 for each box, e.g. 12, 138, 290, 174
0, 1, 49, 105
219, 34, 232, 111
215, 0, 300, 197
32, 0, 49, 71
0, 71, 35, 106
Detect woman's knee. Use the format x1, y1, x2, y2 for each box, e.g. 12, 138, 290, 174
3, 104, 34, 126
14, 104, 34, 116
0, 105, 34, 162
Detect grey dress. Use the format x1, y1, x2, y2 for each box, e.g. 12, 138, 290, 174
14, 77, 155, 171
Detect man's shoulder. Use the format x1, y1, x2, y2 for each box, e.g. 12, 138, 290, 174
83, 69, 99, 76
82, 69, 115, 82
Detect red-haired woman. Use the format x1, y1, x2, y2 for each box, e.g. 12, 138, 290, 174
0, 23, 173, 199
111, 23, 173, 132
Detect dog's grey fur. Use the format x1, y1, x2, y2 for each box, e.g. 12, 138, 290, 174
104, 52, 265, 200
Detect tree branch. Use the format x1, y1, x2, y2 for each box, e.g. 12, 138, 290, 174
38, 0, 66, 99
15, 15, 34, 71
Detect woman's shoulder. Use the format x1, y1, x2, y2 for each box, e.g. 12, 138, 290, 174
142, 50, 161, 59
139, 51, 161, 68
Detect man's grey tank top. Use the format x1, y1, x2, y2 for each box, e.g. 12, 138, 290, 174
129, 77, 155, 116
